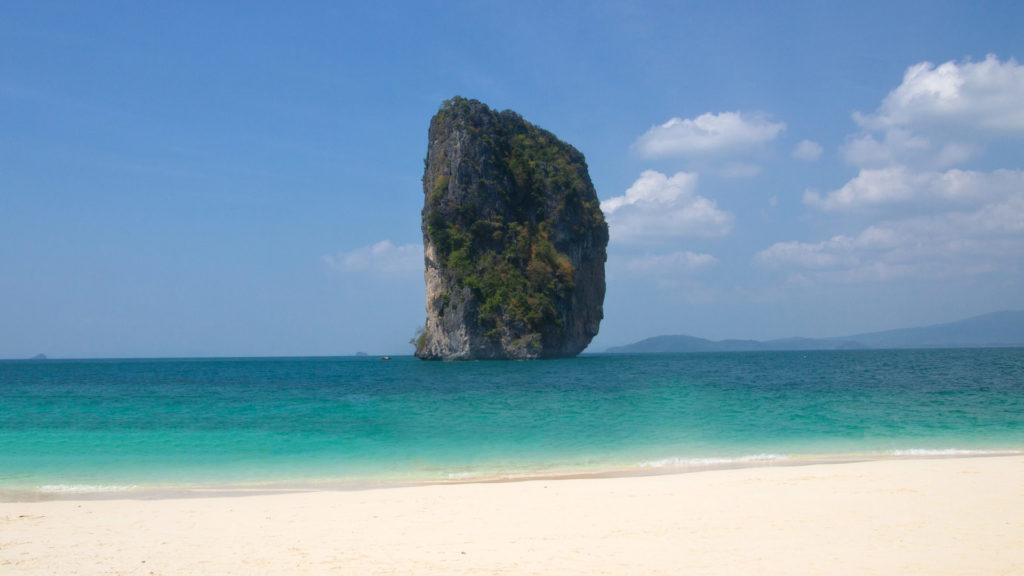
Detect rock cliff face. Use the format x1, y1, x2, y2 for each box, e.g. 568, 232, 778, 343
415, 97, 608, 360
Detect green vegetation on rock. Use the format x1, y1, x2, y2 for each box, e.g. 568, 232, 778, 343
417, 97, 607, 360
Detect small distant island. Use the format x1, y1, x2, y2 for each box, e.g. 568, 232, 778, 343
414, 97, 608, 360
606, 311, 1024, 354
31, 353, 48, 360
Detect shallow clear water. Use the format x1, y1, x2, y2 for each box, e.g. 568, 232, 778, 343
1, 349, 1022, 493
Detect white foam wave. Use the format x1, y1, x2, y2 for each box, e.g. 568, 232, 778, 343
889, 448, 1021, 457
640, 453, 789, 469
38, 484, 137, 493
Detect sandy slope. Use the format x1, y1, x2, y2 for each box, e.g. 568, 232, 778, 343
2, 456, 1022, 575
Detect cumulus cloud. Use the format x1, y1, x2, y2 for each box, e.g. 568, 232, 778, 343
324, 240, 423, 274
758, 186, 1024, 283
855, 55, 1024, 134
766, 54, 1024, 287
792, 140, 823, 162
843, 55, 1024, 170
633, 111, 785, 158
756, 229, 900, 272
601, 170, 734, 243
804, 167, 1024, 213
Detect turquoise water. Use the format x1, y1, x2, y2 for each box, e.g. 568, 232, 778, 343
1, 349, 1022, 495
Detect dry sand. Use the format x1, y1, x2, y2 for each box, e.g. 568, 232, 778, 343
2, 456, 1022, 575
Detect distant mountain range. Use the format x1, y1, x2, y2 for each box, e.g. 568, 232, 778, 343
605, 311, 1024, 354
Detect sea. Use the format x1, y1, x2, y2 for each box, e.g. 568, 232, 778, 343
1, 348, 1022, 499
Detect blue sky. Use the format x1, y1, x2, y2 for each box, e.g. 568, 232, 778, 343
3, 1, 1023, 358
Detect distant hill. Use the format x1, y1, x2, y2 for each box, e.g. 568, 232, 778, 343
605, 310, 1024, 354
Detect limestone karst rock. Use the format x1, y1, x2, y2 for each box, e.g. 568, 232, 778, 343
414, 97, 608, 360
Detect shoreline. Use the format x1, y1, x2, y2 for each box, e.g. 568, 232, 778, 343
3, 455, 1021, 575
5, 448, 1021, 502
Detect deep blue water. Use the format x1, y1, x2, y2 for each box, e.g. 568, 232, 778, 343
1, 349, 1022, 495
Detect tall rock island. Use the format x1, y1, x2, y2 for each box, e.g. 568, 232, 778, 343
414, 97, 608, 360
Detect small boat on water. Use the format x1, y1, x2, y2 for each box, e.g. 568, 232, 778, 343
380, 356, 392, 361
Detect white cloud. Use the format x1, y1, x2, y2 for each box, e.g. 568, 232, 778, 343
765, 54, 1024, 288
758, 186, 1024, 283
633, 111, 785, 158
841, 129, 978, 169
601, 170, 734, 243
855, 55, 1024, 135
757, 239, 843, 272
841, 129, 927, 167
843, 55, 1024, 170
792, 140, 823, 162
756, 230, 893, 271
804, 167, 1024, 213
324, 240, 423, 274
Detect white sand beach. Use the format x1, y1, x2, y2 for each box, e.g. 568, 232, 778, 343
2, 456, 1022, 575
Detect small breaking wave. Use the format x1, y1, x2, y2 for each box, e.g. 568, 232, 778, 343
889, 448, 1022, 457
639, 453, 790, 469
38, 484, 138, 494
